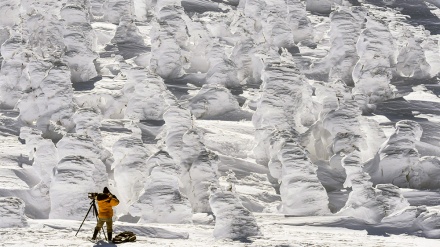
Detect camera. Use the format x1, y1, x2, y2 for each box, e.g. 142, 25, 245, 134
88, 192, 98, 199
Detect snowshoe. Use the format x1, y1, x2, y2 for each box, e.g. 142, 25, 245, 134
112, 231, 136, 243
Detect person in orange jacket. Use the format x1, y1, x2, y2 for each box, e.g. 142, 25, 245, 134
92, 187, 119, 241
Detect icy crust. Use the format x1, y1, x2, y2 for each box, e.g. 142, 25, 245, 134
337, 151, 409, 224
112, 136, 149, 212
49, 155, 107, 219
269, 133, 330, 216
352, 16, 395, 106
56, 134, 102, 161
130, 151, 192, 224
410, 156, 440, 189
209, 187, 261, 240
61, 4, 98, 83
0, 197, 27, 228
310, 7, 366, 84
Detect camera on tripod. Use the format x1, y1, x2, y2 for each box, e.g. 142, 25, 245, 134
88, 192, 98, 199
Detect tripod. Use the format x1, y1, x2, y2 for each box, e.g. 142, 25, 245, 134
75, 199, 107, 241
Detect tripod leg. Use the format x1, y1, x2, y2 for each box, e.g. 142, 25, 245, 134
92, 200, 108, 241
75, 201, 94, 236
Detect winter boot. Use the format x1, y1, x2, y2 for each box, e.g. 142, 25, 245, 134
92, 228, 99, 240
108, 232, 112, 241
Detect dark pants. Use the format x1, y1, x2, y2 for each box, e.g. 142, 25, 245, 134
95, 217, 113, 232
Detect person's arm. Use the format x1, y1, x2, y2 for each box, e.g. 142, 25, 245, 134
109, 195, 119, 206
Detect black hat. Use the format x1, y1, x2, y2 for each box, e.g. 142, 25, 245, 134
103, 187, 110, 194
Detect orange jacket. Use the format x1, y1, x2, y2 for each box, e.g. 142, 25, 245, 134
96, 193, 119, 218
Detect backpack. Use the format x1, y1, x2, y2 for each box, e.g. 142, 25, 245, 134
112, 231, 136, 243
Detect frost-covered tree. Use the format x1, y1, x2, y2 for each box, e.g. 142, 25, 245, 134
60, 4, 98, 83
205, 43, 240, 88
20, 127, 58, 185
150, 3, 188, 79
338, 151, 409, 223
209, 185, 261, 240
352, 16, 395, 106
102, 0, 134, 24
49, 155, 107, 219
122, 69, 171, 121
252, 51, 328, 215
310, 6, 366, 84
253, 51, 315, 164
269, 132, 330, 215
16, 59, 75, 137
189, 150, 220, 213
396, 36, 431, 79
366, 120, 422, 187
130, 151, 192, 223
112, 136, 149, 212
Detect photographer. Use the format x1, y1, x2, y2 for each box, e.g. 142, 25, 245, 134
91, 187, 119, 241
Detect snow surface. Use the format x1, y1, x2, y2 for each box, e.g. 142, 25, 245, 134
1, 0, 440, 245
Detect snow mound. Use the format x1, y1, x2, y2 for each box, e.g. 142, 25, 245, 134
381, 206, 440, 239
184, 84, 240, 119
0, 197, 27, 228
